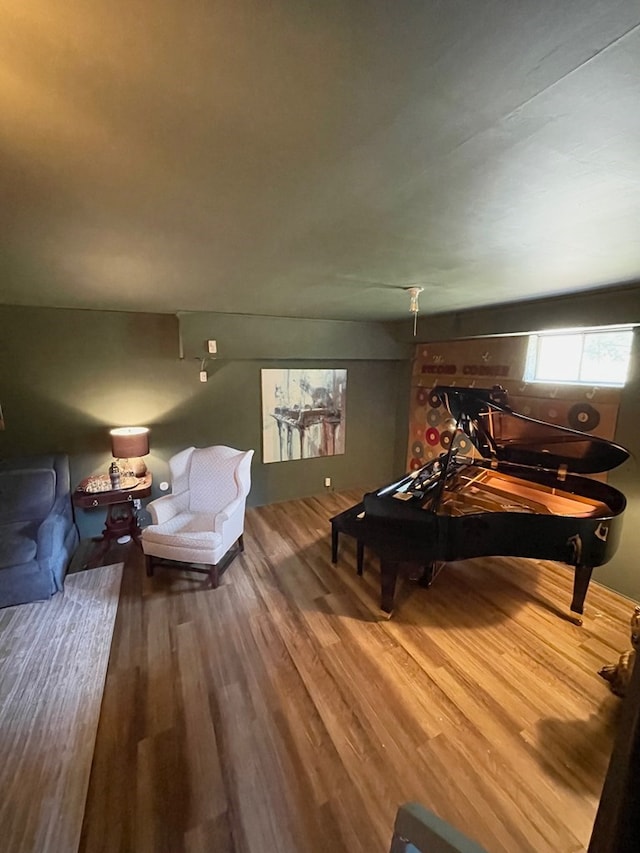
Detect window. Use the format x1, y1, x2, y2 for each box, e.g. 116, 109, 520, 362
524, 327, 634, 387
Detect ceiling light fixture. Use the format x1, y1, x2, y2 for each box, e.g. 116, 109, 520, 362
406, 286, 424, 336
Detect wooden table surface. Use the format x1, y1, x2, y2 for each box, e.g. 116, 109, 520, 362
73, 473, 153, 508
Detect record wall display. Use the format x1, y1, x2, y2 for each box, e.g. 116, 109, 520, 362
408, 399, 489, 468
509, 396, 617, 441
408, 339, 622, 472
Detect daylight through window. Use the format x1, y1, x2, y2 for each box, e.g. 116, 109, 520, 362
524, 327, 634, 387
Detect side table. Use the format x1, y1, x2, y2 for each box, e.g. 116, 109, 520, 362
73, 473, 153, 567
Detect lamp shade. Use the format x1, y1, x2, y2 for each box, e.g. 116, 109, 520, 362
110, 427, 150, 460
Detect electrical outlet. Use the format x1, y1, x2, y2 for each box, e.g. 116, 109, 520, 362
199, 370, 208, 382
207, 339, 217, 354
324, 477, 331, 488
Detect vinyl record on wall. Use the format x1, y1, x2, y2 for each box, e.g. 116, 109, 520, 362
428, 390, 443, 408
510, 397, 539, 420
416, 388, 429, 406
426, 408, 442, 427
440, 430, 455, 450
425, 427, 440, 446
453, 434, 472, 454
540, 403, 564, 423
568, 402, 601, 432
412, 440, 424, 458
410, 457, 423, 471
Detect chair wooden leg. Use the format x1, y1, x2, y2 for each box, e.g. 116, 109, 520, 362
209, 563, 220, 589
145, 553, 154, 577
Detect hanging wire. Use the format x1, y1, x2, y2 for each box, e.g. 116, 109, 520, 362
406, 286, 424, 337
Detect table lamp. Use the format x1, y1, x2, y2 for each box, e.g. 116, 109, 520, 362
110, 427, 150, 477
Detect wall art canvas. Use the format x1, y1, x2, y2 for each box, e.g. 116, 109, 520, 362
261, 368, 347, 463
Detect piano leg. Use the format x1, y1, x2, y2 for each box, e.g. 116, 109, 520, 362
331, 523, 339, 563
380, 560, 398, 613
357, 541, 364, 576
571, 563, 594, 624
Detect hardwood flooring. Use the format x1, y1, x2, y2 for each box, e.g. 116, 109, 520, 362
79, 490, 635, 853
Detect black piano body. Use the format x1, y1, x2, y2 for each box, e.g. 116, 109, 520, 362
330, 386, 628, 621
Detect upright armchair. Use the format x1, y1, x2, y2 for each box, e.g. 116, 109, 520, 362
141, 445, 254, 588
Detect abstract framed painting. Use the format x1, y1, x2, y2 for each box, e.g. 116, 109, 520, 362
261, 368, 347, 463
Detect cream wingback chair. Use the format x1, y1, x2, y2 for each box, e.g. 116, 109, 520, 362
141, 445, 254, 588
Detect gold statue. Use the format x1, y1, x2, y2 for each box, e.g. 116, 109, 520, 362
599, 605, 640, 697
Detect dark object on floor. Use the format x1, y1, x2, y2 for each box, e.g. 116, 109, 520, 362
389, 802, 488, 853
599, 606, 640, 697
589, 616, 640, 853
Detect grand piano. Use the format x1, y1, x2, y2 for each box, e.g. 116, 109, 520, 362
331, 385, 629, 621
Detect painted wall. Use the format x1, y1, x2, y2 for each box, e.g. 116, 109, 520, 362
2, 292, 637, 603
0, 306, 409, 538
390, 284, 640, 602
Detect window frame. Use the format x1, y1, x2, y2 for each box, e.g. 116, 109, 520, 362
523, 326, 634, 388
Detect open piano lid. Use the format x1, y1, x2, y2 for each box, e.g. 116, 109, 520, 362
435, 385, 629, 475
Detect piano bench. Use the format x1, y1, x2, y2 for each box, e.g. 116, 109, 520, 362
330, 503, 366, 575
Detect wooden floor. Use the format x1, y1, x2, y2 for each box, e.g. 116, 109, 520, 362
78, 490, 636, 853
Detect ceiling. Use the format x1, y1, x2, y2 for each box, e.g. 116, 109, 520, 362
1, 1, 639, 322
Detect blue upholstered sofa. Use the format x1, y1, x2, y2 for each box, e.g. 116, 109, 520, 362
0, 454, 79, 608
